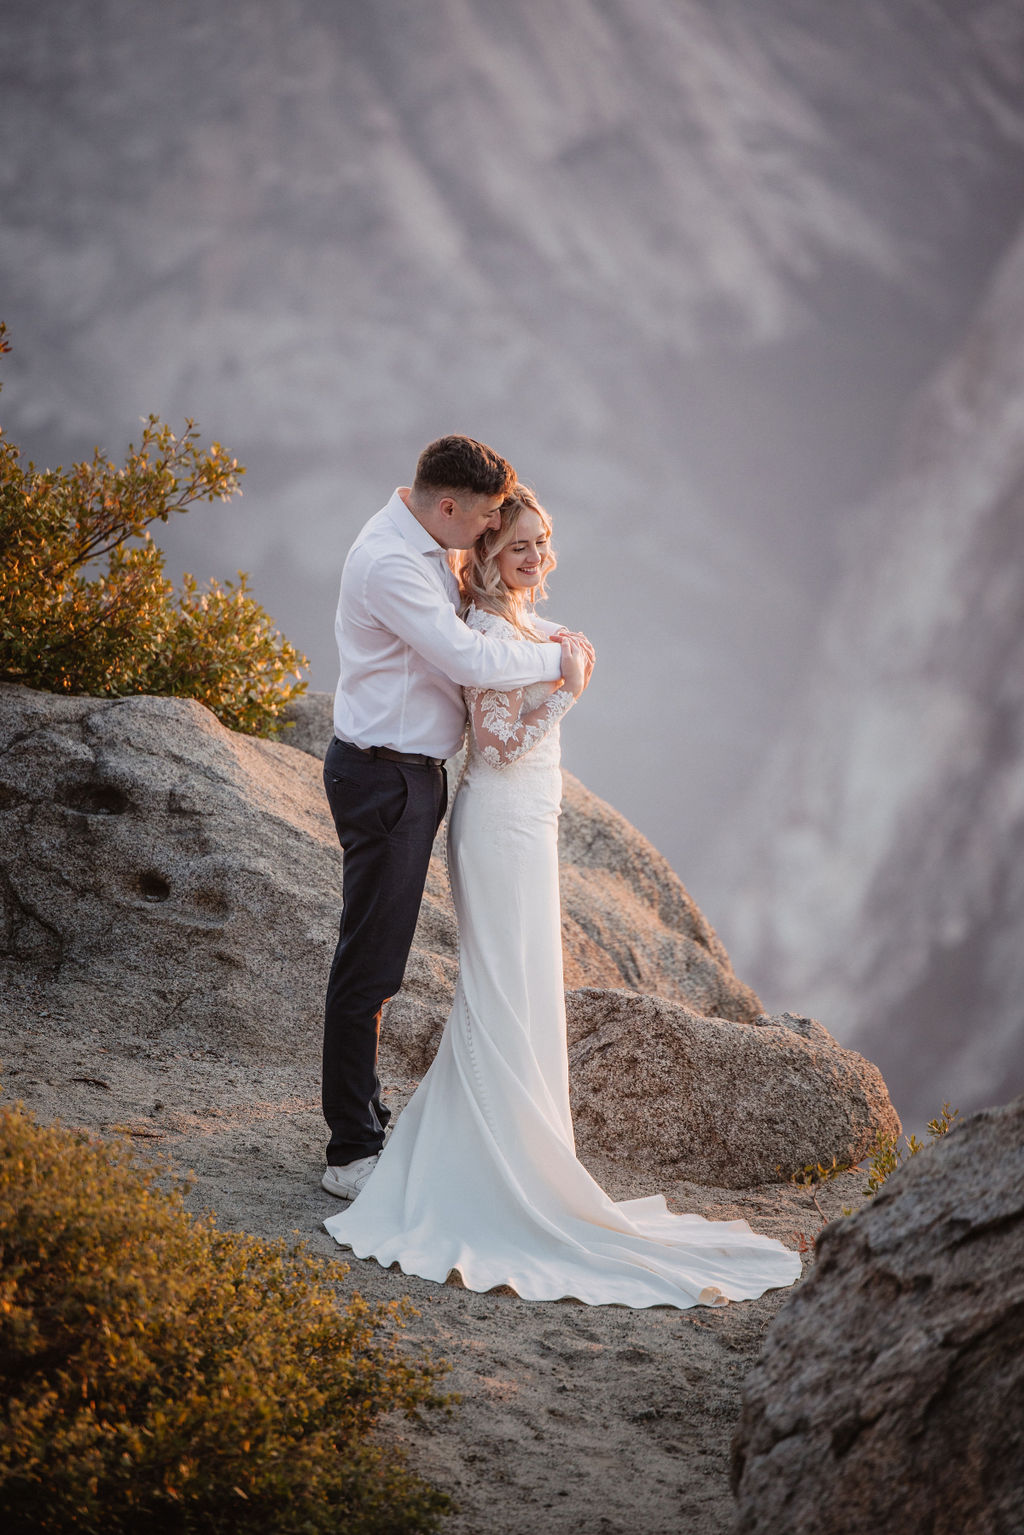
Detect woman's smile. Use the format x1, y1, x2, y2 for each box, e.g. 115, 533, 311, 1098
496, 507, 550, 592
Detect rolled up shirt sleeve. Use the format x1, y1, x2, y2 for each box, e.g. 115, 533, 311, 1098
364, 553, 562, 689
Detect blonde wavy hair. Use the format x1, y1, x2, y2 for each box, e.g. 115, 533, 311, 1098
450, 484, 557, 640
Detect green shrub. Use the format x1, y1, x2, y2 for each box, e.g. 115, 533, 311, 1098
0, 1099, 452, 1534
0, 322, 307, 736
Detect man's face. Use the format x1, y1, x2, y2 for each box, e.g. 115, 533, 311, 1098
440, 491, 504, 549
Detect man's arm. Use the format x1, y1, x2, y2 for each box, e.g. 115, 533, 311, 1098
362, 553, 562, 689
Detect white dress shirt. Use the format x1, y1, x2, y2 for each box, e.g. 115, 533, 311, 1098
333, 490, 563, 759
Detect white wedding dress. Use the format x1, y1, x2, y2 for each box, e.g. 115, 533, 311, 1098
324, 606, 802, 1308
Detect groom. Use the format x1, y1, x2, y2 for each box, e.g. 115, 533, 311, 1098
321, 435, 568, 1199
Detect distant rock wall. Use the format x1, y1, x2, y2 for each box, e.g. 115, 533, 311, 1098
9, 0, 1024, 455
721, 221, 1024, 1122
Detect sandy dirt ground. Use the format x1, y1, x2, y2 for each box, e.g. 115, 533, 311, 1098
2, 996, 867, 1535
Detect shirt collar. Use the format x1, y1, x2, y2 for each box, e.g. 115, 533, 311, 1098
384, 489, 448, 558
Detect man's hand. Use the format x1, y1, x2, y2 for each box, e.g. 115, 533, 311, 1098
559, 636, 588, 698
553, 629, 595, 689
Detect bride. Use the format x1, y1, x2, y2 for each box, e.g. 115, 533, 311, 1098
324, 486, 802, 1308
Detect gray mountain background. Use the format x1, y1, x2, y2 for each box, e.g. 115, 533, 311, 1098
3, 0, 1024, 1125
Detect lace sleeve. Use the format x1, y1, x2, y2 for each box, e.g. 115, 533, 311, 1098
466, 684, 575, 769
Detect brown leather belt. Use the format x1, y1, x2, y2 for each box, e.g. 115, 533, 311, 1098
334, 738, 445, 769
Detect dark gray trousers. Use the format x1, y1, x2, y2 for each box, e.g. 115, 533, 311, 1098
322, 737, 447, 1165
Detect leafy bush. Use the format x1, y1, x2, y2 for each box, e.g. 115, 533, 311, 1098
0, 323, 307, 736
0, 1099, 452, 1534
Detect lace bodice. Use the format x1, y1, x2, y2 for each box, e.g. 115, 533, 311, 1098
462, 605, 574, 774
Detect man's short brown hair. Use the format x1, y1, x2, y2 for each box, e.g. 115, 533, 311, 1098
413, 435, 516, 498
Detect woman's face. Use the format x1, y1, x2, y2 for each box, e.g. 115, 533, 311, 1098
496, 508, 550, 593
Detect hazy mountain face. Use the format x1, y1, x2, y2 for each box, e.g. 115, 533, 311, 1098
3, 0, 1024, 1119
721, 222, 1024, 1123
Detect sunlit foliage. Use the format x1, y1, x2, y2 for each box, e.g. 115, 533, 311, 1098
0, 1096, 452, 1533
0, 323, 306, 736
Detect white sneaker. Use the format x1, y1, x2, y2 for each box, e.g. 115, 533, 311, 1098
321, 1154, 380, 1200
